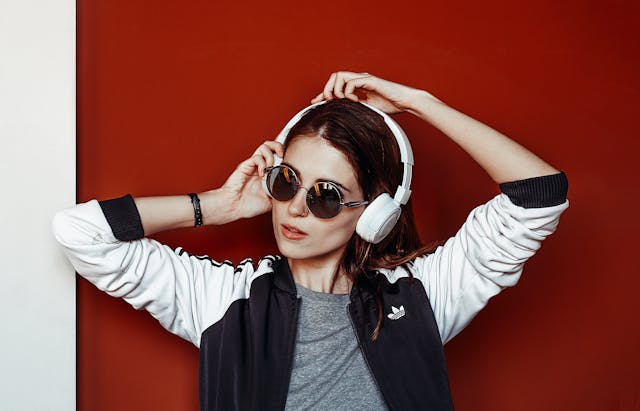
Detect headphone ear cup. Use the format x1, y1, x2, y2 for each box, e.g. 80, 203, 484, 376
356, 193, 401, 244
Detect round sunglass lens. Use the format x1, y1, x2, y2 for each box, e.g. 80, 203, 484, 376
268, 166, 298, 201
307, 182, 342, 219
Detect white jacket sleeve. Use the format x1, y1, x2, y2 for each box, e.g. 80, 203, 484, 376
412, 188, 569, 345
51, 196, 265, 348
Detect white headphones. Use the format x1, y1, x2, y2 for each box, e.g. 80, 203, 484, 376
266, 100, 414, 244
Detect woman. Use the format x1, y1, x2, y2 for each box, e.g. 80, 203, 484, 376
52, 71, 569, 410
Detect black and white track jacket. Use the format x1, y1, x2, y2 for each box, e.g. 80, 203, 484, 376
51, 172, 569, 411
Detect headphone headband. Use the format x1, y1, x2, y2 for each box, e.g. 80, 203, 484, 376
274, 100, 414, 205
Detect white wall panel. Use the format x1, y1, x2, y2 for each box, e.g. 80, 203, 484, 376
0, 0, 76, 409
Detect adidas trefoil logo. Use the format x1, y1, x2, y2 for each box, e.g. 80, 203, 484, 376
387, 305, 406, 320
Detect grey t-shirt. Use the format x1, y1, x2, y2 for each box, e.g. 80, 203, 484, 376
284, 283, 389, 410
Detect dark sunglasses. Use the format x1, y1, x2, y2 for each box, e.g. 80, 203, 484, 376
264, 164, 369, 219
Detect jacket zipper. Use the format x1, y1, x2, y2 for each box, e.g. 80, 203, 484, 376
278, 296, 301, 411
346, 303, 391, 410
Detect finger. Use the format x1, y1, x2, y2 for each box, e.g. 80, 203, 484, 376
333, 71, 366, 98
262, 140, 285, 157
251, 154, 267, 177
310, 92, 325, 104
333, 72, 347, 98
236, 157, 259, 178
344, 76, 376, 100
322, 72, 337, 101
256, 144, 275, 169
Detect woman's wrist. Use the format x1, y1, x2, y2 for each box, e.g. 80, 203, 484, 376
198, 188, 238, 226
405, 89, 445, 118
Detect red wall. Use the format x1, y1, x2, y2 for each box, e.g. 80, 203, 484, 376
77, 0, 640, 409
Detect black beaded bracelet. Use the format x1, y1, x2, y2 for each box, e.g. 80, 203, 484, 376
188, 193, 203, 227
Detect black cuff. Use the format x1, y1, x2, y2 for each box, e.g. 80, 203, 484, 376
499, 171, 568, 208
98, 194, 145, 241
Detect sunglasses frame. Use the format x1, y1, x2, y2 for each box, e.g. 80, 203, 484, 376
263, 165, 369, 219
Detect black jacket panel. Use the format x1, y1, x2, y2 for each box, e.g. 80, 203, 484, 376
199, 258, 453, 411
350, 274, 454, 411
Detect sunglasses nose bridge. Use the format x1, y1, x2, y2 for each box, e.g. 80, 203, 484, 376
287, 184, 310, 217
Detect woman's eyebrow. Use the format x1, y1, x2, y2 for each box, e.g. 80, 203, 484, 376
282, 162, 351, 193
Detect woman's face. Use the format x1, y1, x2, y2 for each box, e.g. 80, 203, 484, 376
271, 135, 366, 262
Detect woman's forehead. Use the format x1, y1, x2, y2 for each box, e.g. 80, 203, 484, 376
283, 137, 358, 188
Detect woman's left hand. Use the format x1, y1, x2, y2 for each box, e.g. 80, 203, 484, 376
310, 71, 437, 115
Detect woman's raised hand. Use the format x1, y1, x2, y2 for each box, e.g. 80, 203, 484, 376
310, 71, 440, 115
216, 140, 284, 220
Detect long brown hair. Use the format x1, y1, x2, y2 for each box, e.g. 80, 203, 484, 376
286, 99, 443, 341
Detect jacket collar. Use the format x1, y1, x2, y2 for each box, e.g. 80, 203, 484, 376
273, 257, 297, 295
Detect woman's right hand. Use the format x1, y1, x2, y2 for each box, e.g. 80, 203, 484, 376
214, 140, 284, 221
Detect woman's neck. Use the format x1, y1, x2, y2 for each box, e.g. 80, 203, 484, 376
288, 256, 351, 294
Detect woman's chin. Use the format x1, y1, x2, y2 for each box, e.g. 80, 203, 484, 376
275, 239, 311, 260
275, 237, 347, 263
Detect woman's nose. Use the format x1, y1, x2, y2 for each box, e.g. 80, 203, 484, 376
287, 187, 309, 217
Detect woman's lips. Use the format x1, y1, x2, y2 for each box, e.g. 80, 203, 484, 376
281, 224, 308, 240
